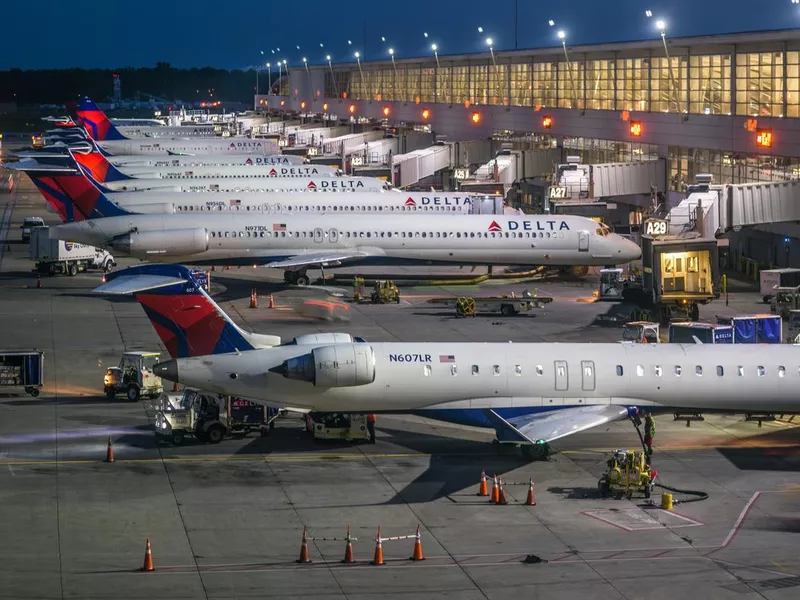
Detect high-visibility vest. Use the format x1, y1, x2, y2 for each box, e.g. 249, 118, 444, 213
367, 414, 377, 423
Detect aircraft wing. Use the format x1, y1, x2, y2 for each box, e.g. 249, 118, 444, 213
93, 275, 187, 295
484, 405, 633, 444
265, 251, 368, 269
166, 150, 195, 156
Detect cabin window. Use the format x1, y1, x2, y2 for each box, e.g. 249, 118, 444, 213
616, 365, 624, 376
450, 365, 458, 376
778, 366, 786, 378
738, 366, 744, 376
675, 365, 682, 377
536, 365, 544, 376
514, 365, 522, 376
716, 366, 724, 376
654, 365, 662, 376
493, 365, 501, 376
583, 365, 593, 378
211, 232, 216, 238
757, 366, 765, 377
557, 365, 566, 377
424, 365, 432, 377
695, 366, 703, 376
471, 365, 479, 376
636, 365, 644, 377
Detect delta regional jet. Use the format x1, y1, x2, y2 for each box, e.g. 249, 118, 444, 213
95, 264, 800, 459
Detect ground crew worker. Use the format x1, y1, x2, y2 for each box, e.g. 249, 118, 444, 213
366, 414, 377, 444
644, 414, 656, 455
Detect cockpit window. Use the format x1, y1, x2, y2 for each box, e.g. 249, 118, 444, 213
595, 224, 611, 237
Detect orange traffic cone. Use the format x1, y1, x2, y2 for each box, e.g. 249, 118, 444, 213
105, 437, 114, 463
269, 294, 275, 309
497, 479, 508, 505
490, 474, 500, 504
172, 381, 180, 393
371, 526, 385, 566
477, 469, 488, 496
297, 526, 311, 564
525, 479, 536, 506
141, 538, 154, 572
249, 289, 258, 309
410, 525, 424, 561
342, 524, 355, 564
36, 277, 42, 289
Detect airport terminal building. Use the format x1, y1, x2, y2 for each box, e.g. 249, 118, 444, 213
259, 28, 800, 267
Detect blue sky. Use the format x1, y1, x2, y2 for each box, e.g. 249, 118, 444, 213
0, 0, 794, 69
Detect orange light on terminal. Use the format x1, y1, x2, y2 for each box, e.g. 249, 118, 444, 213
343, 91, 348, 99
756, 129, 773, 147
542, 115, 552, 129
323, 102, 329, 111
383, 106, 390, 117
465, 100, 471, 108
415, 96, 421, 105
300, 101, 306, 110
280, 100, 285, 107
422, 108, 430, 120
621, 110, 630, 122
630, 121, 643, 137
349, 104, 356, 114
471, 112, 481, 124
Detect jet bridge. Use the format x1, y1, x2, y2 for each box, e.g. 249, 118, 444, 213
552, 157, 666, 199
391, 144, 453, 189
323, 131, 385, 158
347, 137, 399, 167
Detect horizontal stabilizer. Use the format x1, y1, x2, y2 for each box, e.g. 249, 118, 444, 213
485, 404, 633, 444
265, 251, 368, 269
93, 275, 188, 295
4, 159, 78, 173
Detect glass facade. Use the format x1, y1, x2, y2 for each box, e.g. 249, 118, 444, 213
320, 41, 800, 118
669, 147, 800, 190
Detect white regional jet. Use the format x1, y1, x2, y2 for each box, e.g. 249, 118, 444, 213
95, 264, 800, 459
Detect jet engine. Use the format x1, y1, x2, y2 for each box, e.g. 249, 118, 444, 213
282, 343, 376, 387
111, 228, 209, 256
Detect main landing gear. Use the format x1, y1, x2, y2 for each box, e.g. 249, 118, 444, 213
284, 270, 310, 286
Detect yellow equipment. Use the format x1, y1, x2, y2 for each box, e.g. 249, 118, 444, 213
598, 449, 655, 499
104, 351, 163, 402
352, 276, 365, 302
370, 280, 400, 304
311, 413, 370, 442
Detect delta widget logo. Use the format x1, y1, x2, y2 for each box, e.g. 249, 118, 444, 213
404, 198, 416, 206
307, 181, 317, 189
245, 158, 253, 165
269, 168, 278, 176
488, 220, 502, 232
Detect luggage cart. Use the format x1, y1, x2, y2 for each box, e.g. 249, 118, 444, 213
0, 350, 44, 397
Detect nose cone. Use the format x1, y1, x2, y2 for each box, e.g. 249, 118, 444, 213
154, 359, 179, 383
617, 236, 642, 263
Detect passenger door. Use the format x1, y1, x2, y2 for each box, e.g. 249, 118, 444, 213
554, 360, 569, 391
578, 231, 589, 252
313, 228, 324, 244
581, 360, 595, 391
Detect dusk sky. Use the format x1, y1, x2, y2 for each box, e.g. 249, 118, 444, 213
1, 0, 795, 70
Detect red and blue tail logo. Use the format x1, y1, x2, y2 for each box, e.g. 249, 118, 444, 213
26, 171, 131, 222
103, 264, 256, 358
76, 97, 128, 142
70, 147, 131, 182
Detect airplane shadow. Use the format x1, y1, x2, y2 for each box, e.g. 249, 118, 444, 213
717, 445, 800, 472
547, 486, 604, 500
411, 310, 539, 320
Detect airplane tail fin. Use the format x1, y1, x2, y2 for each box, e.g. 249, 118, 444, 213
93, 264, 281, 358
69, 143, 132, 182
5, 159, 133, 222
76, 97, 128, 141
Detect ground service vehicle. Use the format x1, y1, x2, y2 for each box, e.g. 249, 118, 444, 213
716, 315, 782, 344
310, 413, 371, 442
770, 286, 800, 319
20, 217, 45, 243
104, 352, 163, 401
30, 227, 115, 276
428, 290, 552, 317
598, 449, 655, 499
621, 322, 660, 343
597, 268, 626, 301
623, 234, 720, 323
154, 388, 272, 445
0, 350, 44, 397
370, 280, 400, 304
668, 322, 733, 344
760, 268, 800, 303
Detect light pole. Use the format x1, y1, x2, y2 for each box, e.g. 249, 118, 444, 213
431, 43, 439, 68
486, 37, 496, 67
388, 48, 398, 100
303, 57, 311, 103
326, 54, 339, 98
655, 19, 686, 121
558, 30, 580, 112
257, 50, 264, 95
266, 62, 271, 95
355, 51, 364, 99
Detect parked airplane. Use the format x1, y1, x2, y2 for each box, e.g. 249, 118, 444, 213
67, 145, 341, 185
94, 263, 800, 458
49, 187, 639, 284
16, 164, 509, 219
74, 98, 215, 139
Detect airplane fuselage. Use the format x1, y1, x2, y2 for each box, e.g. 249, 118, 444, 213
97, 139, 279, 156
100, 175, 388, 193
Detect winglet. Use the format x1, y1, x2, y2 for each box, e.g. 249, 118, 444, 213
94, 264, 281, 358
76, 97, 128, 141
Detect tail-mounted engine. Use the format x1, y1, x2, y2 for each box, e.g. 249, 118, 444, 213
282, 343, 376, 387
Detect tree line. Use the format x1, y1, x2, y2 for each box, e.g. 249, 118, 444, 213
0, 63, 265, 105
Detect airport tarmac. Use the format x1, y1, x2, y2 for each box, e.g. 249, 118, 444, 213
1, 173, 800, 599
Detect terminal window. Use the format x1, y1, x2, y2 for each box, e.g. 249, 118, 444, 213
736, 52, 784, 117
